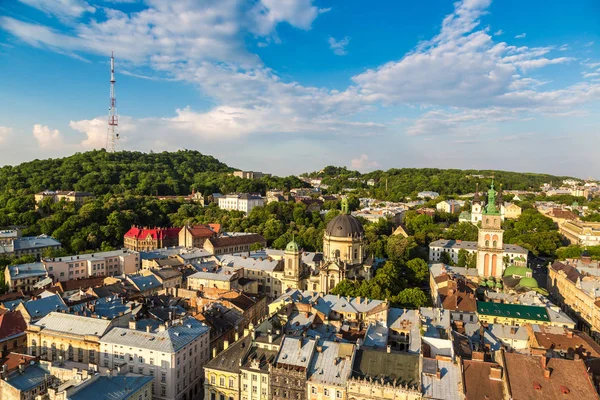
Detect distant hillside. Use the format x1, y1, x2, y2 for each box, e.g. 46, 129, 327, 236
0, 150, 306, 196
305, 166, 578, 201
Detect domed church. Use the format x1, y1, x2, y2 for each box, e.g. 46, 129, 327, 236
319, 197, 374, 292
278, 197, 375, 294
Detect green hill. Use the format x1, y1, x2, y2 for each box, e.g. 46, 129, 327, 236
305, 166, 578, 201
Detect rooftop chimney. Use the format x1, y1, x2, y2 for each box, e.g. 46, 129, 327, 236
146, 325, 151, 333
566, 330, 574, 339
489, 365, 503, 381
543, 368, 551, 379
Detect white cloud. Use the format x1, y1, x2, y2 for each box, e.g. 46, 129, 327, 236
559, 44, 569, 51
33, 124, 62, 148
328, 36, 350, 56
583, 72, 600, 78
514, 33, 526, 39
250, 0, 329, 36
0, 126, 12, 144
350, 154, 380, 170
18, 0, 95, 21
585, 41, 595, 47
493, 29, 504, 36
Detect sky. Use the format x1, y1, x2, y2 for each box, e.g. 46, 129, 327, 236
0, 0, 599, 178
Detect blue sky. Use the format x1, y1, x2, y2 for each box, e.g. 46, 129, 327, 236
1, 0, 599, 178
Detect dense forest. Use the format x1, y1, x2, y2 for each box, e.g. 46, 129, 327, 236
304, 165, 578, 202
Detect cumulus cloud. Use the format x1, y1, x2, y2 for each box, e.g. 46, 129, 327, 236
514, 33, 526, 39
18, 0, 95, 21
0, 126, 12, 144
328, 36, 350, 56
493, 29, 503, 36
33, 124, 62, 148
350, 154, 380, 171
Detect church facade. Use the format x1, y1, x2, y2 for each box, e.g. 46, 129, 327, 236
279, 198, 374, 294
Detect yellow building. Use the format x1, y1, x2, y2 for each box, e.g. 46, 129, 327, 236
548, 260, 600, 340
502, 202, 522, 219
27, 312, 115, 365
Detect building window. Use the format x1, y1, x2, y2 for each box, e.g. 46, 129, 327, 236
220, 377, 225, 386
311, 386, 316, 394
336, 391, 341, 398
211, 376, 215, 385
31, 339, 37, 356
324, 389, 329, 396
229, 378, 234, 388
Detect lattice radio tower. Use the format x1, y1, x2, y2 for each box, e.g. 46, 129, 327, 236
106, 51, 119, 152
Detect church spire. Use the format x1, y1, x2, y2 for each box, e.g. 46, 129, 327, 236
484, 179, 500, 215
473, 183, 481, 203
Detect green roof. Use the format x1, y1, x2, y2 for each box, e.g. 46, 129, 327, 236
285, 240, 300, 253
503, 265, 532, 278
476, 301, 550, 322
519, 277, 539, 288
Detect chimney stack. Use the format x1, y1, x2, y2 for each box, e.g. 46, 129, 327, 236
489, 365, 503, 381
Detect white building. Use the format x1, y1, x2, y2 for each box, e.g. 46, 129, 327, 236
436, 200, 464, 214
417, 191, 440, 199
100, 317, 211, 400
44, 249, 140, 282
218, 194, 264, 214
429, 239, 528, 266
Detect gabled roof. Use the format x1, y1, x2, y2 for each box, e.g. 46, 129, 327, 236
0, 311, 27, 340
550, 261, 581, 283
127, 274, 162, 292
23, 294, 67, 320
35, 312, 113, 337
60, 276, 105, 292
308, 341, 354, 386
68, 375, 154, 400
124, 226, 181, 240
205, 335, 253, 373
276, 337, 316, 369
351, 348, 420, 386
208, 233, 266, 248
101, 317, 209, 353
183, 224, 218, 238
7, 262, 47, 280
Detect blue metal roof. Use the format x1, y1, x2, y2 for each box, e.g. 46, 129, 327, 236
127, 274, 162, 292
69, 296, 132, 320
69, 375, 154, 400
7, 262, 47, 279
2, 299, 23, 311
5, 364, 49, 391
24, 294, 67, 319
12, 235, 61, 251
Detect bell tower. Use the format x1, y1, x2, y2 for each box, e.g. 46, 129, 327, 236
282, 239, 302, 290
476, 181, 505, 278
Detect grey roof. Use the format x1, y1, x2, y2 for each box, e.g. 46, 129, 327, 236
308, 341, 354, 386
188, 266, 238, 282
421, 359, 464, 399
7, 262, 47, 280
5, 364, 49, 391
69, 375, 154, 400
24, 294, 67, 319
276, 337, 316, 369
205, 335, 252, 373
101, 317, 209, 353
387, 308, 421, 354
69, 296, 134, 320
127, 274, 162, 292
140, 247, 186, 260
325, 214, 364, 238
488, 324, 529, 342
1, 235, 61, 254
363, 322, 388, 348
429, 263, 479, 280
218, 254, 280, 272
35, 312, 113, 337
50, 248, 137, 263
274, 290, 385, 317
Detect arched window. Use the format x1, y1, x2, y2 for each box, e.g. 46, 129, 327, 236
485, 240, 489, 247
42, 341, 47, 356
68, 345, 74, 361
493, 240, 497, 248
31, 339, 37, 356
334, 249, 340, 259
51, 343, 57, 359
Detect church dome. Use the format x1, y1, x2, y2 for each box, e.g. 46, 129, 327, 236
285, 240, 300, 253
325, 214, 364, 238
519, 277, 539, 288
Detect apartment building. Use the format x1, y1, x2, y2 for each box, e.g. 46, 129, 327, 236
560, 220, 600, 246
27, 312, 115, 365
35, 190, 95, 206
124, 226, 181, 251
218, 194, 264, 214
44, 249, 140, 282
204, 234, 267, 256
100, 317, 211, 400
0, 235, 61, 259
4, 262, 48, 292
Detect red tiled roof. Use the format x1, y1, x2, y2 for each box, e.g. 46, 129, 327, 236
185, 225, 217, 238
0, 291, 25, 302
124, 226, 181, 240
208, 224, 221, 234
462, 360, 504, 400
0, 311, 27, 341
504, 353, 598, 400
0, 353, 36, 373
